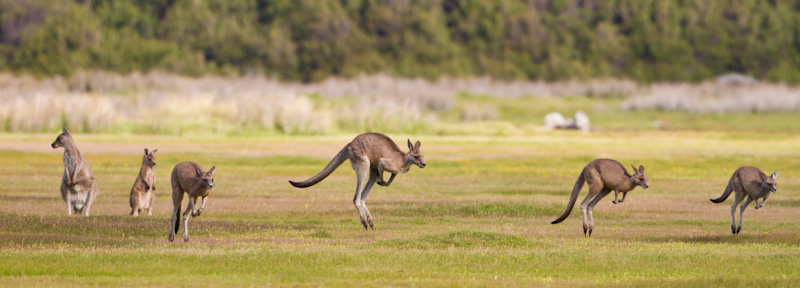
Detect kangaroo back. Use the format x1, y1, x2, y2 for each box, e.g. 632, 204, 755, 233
552, 167, 587, 224
289, 148, 349, 188
710, 173, 735, 203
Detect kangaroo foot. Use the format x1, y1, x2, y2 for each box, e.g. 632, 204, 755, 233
612, 200, 618, 204
376, 180, 387, 186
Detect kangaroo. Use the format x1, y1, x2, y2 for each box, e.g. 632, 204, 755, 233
51, 127, 99, 216
130, 148, 157, 216
169, 162, 215, 243
710, 166, 778, 235
551, 159, 649, 236
289, 133, 426, 230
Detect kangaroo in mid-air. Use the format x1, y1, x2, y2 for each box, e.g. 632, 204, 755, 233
289, 133, 426, 230
551, 159, 649, 236
130, 148, 157, 216
710, 166, 778, 235
169, 162, 215, 242
51, 127, 99, 216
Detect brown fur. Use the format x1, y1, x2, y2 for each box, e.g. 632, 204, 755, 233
51, 127, 99, 216
168, 161, 215, 242
551, 159, 649, 236
130, 148, 157, 216
710, 166, 778, 235
289, 133, 426, 230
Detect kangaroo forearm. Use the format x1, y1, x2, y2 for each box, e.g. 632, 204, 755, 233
385, 173, 397, 185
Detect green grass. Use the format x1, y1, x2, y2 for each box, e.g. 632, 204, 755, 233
4, 103, 800, 286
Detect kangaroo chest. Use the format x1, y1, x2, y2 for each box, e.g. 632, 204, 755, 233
144, 169, 155, 188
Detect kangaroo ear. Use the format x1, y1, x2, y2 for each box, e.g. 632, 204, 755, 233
772, 171, 778, 179
208, 166, 215, 175
408, 139, 413, 150
61, 126, 69, 135
144, 148, 149, 155
639, 165, 645, 173
151, 149, 158, 155
630, 164, 638, 174
415, 140, 421, 150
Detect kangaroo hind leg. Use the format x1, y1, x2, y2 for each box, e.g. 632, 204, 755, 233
587, 188, 612, 237
351, 157, 370, 230
360, 169, 379, 230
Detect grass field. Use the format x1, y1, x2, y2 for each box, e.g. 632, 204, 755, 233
3, 118, 800, 286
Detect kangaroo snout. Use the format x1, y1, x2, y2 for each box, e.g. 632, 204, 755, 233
420, 163, 426, 168
208, 184, 214, 189
643, 184, 649, 189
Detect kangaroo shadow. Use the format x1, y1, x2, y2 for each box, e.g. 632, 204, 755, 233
639, 232, 800, 245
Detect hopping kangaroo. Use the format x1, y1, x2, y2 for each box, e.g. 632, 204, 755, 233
289, 133, 426, 230
710, 166, 778, 235
169, 162, 215, 242
551, 159, 649, 236
130, 148, 157, 216
51, 127, 99, 216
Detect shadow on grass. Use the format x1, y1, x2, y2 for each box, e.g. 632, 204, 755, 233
378, 230, 548, 249
637, 232, 800, 245
0, 212, 317, 246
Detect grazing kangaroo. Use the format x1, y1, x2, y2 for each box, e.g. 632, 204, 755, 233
169, 162, 215, 242
551, 159, 649, 236
130, 148, 157, 216
710, 166, 778, 235
289, 133, 426, 230
51, 127, 99, 216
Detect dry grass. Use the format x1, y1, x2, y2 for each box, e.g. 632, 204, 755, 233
0, 72, 644, 134
623, 81, 800, 113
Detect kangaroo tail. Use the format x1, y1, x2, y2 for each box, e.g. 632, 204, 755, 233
710, 176, 735, 203
552, 168, 586, 224
174, 205, 181, 234
289, 147, 348, 188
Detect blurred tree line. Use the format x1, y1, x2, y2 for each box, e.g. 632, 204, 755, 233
1, 0, 800, 82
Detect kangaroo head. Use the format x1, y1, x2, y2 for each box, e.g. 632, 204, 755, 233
630, 164, 649, 189
51, 127, 72, 149
143, 148, 157, 166
407, 139, 426, 168
202, 166, 215, 189
762, 171, 778, 192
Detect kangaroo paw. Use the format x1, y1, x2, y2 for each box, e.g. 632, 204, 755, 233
169, 234, 175, 242
582, 226, 588, 236
184, 236, 189, 243
588, 227, 593, 237
736, 226, 742, 234
367, 217, 374, 230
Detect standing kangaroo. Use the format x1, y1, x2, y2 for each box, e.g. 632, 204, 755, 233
169, 162, 215, 242
130, 148, 157, 216
710, 166, 778, 235
289, 133, 426, 230
51, 127, 99, 216
551, 159, 649, 236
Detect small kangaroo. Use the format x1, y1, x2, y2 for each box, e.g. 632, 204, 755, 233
169, 162, 215, 243
289, 133, 426, 230
51, 127, 99, 216
130, 148, 157, 216
710, 166, 778, 235
551, 159, 649, 236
